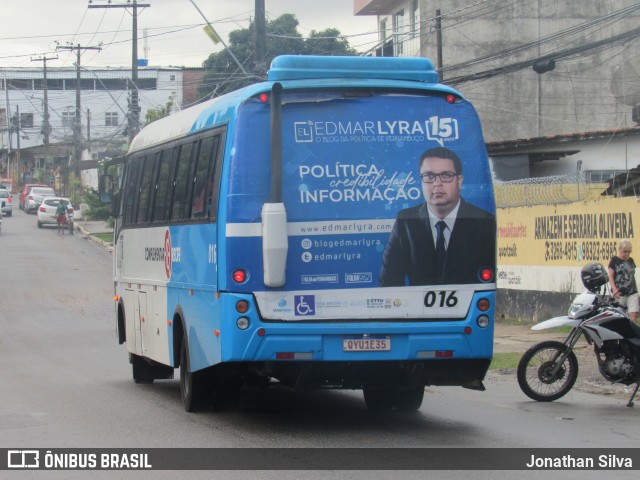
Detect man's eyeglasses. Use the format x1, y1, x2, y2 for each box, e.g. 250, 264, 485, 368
420, 171, 458, 184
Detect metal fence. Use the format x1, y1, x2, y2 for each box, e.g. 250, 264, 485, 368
494, 175, 608, 208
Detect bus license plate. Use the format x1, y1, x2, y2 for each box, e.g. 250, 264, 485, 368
343, 335, 391, 352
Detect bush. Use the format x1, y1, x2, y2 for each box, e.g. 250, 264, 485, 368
82, 187, 112, 221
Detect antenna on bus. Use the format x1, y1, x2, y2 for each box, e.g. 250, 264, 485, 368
261, 82, 288, 287
270, 82, 283, 202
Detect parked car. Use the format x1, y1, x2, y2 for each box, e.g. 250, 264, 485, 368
0, 189, 13, 216
37, 197, 74, 229
25, 186, 56, 213
19, 183, 47, 210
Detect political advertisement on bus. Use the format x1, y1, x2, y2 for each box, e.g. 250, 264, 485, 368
227, 92, 495, 318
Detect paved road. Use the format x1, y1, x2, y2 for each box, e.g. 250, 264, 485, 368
1, 211, 639, 479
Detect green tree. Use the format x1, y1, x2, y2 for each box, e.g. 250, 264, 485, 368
198, 14, 355, 99
145, 95, 174, 125
305, 28, 356, 56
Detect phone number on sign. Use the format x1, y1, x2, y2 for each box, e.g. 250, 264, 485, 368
544, 240, 618, 262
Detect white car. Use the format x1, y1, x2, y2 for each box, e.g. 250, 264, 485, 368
37, 197, 74, 229
25, 186, 56, 213
0, 189, 12, 216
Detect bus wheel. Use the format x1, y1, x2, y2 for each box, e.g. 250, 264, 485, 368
179, 335, 208, 412
132, 354, 154, 384
395, 386, 425, 412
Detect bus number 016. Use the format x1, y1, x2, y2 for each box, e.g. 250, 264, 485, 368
424, 290, 458, 308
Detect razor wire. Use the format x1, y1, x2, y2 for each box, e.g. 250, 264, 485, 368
494, 175, 607, 208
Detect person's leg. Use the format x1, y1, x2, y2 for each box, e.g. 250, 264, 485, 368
627, 293, 639, 324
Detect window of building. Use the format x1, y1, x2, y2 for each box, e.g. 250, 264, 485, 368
380, 19, 388, 43
411, 0, 420, 38
586, 170, 627, 184
136, 78, 157, 90
7, 79, 33, 90
393, 9, 405, 56
100, 78, 128, 90
62, 111, 76, 127
0, 108, 6, 130
105, 112, 119, 126
20, 113, 34, 128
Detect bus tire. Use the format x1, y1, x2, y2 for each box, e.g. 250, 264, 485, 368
179, 334, 208, 412
132, 354, 154, 384
395, 386, 424, 412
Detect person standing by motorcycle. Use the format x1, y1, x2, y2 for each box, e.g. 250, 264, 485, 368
55, 200, 68, 236
608, 239, 639, 323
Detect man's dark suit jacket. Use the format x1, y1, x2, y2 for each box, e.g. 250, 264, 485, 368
379, 200, 496, 286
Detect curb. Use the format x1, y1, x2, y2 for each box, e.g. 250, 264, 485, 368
75, 223, 113, 252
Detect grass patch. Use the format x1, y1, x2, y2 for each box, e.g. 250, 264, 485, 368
489, 352, 521, 370
92, 232, 113, 244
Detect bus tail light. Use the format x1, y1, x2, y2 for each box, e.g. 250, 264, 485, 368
232, 269, 247, 283
235, 300, 249, 313
418, 350, 454, 358
477, 298, 490, 311
479, 268, 493, 282
276, 352, 313, 360
236, 317, 250, 330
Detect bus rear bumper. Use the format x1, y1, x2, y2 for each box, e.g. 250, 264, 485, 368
239, 358, 490, 391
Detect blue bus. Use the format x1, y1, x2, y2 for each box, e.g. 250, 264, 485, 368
100, 55, 496, 412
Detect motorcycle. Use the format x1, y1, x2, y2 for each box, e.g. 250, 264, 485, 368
67, 210, 74, 235
517, 262, 640, 407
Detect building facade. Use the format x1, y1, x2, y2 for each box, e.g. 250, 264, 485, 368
355, 0, 640, 180
0, 67, 199, 191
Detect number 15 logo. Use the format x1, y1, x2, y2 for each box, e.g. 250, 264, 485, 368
427, 116, 459, 145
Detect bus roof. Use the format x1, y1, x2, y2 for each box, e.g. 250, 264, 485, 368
268, 55, 439, 83
128, 55, 454, 155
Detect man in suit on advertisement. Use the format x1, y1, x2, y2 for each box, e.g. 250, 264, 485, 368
379, 147, 496, 286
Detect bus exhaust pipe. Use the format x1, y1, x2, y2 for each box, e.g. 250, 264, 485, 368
262, 82, 288, 287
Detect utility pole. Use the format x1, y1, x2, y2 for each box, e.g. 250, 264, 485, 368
31, 55, 58, 148
254, 0, 266, 77
435, 9, 443, 82
4, 74, 13, 185
15, 106, 21, 184
56, 44, 101, 178
88, 0, 150, 141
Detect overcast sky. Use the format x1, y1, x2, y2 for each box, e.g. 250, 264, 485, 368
0, 0, 378, 69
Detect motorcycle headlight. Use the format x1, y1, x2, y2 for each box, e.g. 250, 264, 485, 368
567, 303, 582, 319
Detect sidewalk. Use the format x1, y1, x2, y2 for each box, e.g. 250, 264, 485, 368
75, 220, 114, 251
493, 323, 561, 353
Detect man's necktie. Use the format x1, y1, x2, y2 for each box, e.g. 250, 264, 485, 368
435, 220, 447, 280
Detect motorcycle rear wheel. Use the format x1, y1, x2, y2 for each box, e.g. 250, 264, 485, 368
517, 340, 579, 402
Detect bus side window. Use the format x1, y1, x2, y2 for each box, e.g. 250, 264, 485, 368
151, 149, 175, 223
123, 159, 142, 226
171, 142, 195, 221
191, 136, 219, 220
137, 154, 158, 224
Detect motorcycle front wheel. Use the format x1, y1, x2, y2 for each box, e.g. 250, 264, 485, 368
517, 340, 579, 402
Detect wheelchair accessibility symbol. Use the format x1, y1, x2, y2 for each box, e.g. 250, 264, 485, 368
294, 295, 316, 316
